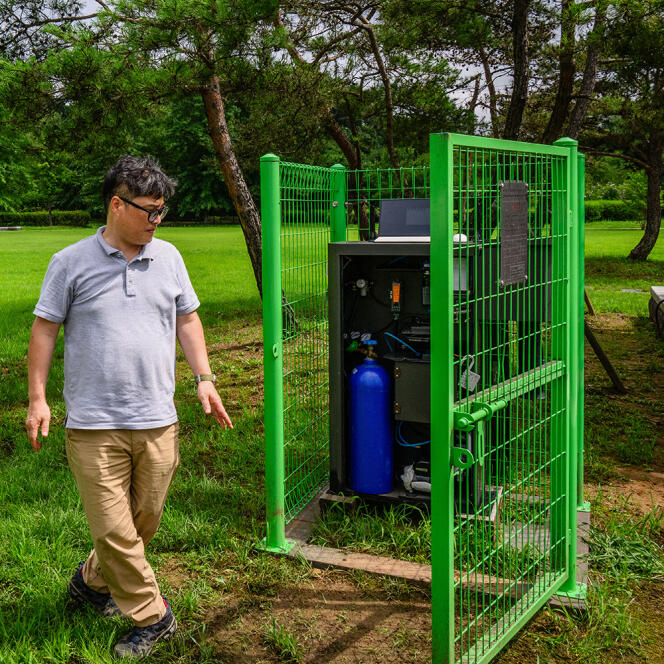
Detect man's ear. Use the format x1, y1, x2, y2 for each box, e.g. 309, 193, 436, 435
109, 195, 123, 215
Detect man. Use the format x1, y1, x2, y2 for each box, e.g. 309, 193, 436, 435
25, 155, 232, 659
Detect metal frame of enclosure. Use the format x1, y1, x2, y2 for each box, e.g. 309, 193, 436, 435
260, 133, 587, 664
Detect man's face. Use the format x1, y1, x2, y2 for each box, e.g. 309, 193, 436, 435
113, 195, 165, 246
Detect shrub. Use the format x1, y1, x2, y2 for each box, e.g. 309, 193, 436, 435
164, 216, 240, 226
584, 199, 642, 222
0, 210, 92, 227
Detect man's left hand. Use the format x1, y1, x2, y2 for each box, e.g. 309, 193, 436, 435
197, 382, 233, 429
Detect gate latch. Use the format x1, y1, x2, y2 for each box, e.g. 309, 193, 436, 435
453, 399, 508, 431
452, 399, 508, 469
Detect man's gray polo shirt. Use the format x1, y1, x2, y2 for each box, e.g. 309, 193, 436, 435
34, 226, 200, 429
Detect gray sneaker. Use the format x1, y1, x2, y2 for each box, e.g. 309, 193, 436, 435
114, 600, 177, 659
68, 561, 122, 617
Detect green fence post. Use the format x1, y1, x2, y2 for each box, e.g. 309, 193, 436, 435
430, 132, 455, 664
259, 153, 295, 554
577, 153, 590, 512
553, 138, 585, 599
331, 164, 347, 242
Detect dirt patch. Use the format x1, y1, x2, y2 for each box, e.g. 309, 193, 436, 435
586, 312, 633, 331
156, 557, 190, 590
204, 571, 431, 663
215, 340, 263, 355
587, 467, 664, 515
204, 323, 265, 410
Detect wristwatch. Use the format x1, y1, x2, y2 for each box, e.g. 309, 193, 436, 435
194, 373, 217, 384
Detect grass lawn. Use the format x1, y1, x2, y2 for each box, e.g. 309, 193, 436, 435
585, 221, 664, 315
0, 224, 662, 663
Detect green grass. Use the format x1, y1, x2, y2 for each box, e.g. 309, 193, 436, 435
0, 225, 269, 663
310, 501, 545, 581
1, 225, 663, 663
585, 222, 664, 316
310, 502, 432, 564
585, 220, 644, 230
0, 226, 261, 365
587, 494, 664, 581
262, 619, 303, 663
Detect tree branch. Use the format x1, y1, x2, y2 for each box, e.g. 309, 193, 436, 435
313, 27, 362, 65
15, 12, 98, 28
581, 148, 650, 170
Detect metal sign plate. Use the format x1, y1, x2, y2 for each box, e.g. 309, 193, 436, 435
499, 181, 529, 286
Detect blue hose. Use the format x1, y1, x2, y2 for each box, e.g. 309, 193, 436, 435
384, 332, 421, 357
395, 421, 431, 447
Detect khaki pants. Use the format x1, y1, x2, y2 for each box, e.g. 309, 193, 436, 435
65, 424, 179, 627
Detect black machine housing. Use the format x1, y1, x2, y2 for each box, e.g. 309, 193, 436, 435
327, 241, 484, 512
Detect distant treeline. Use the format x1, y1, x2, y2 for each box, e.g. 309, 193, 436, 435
0, 203, 642, 228
0, 211, 240, 227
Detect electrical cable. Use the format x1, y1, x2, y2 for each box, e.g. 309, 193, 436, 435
369, 291, 390, 308
374, 316, 396, 336
386, 256, 407, 266
395, 422, 431, 447
384, 332, 421, 357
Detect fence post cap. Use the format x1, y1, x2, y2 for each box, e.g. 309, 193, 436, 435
553, 137, 578, 148
261, 153, 280, 162
330, 163, 345, 171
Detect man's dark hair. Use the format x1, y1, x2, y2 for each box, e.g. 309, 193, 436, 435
103, 155, 177, 212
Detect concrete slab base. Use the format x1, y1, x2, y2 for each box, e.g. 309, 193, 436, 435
548, 508, 590, 613
284, 487, 548, 600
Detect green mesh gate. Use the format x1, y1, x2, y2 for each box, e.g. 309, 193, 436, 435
260, 157, 344, 539
260, 134, 585, 663
430, 134, 585, 664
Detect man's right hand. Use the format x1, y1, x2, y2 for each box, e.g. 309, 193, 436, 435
26, 316, 61, 451
26, 400, 51, 451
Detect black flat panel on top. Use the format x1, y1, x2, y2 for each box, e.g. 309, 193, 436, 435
379, 198, 430, 238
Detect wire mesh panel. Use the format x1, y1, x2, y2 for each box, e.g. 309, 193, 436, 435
430, 134, 579, 664
273, 163, 430, 522
345, 167, 430, 239
278, 162, 337, 521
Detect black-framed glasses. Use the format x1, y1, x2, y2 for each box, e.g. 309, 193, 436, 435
119, 197, 169, 223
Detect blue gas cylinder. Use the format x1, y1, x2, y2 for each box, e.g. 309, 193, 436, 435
349, 345, 393, 494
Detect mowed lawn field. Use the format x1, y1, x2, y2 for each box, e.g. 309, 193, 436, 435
0, 224, 663, 664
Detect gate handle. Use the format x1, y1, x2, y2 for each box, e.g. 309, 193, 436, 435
452, 446, 475, 470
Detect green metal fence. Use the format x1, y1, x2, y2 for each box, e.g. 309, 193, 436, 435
260, 156, 343, 551
345, 166, 430, 239
260, 133, 585, 662
430, 134, 584, 663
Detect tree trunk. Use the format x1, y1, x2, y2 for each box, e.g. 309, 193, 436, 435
628, 137, 663, 260
503, 0, 531, 140
479, 47, 500, 137
324, 114, 360, 169
542, 0, 575, 144
332, 102, 373, 240
469, 75, 481, 131
200, 75, 263, 296
566, 2, 606, 139
360, 19, 400, 169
